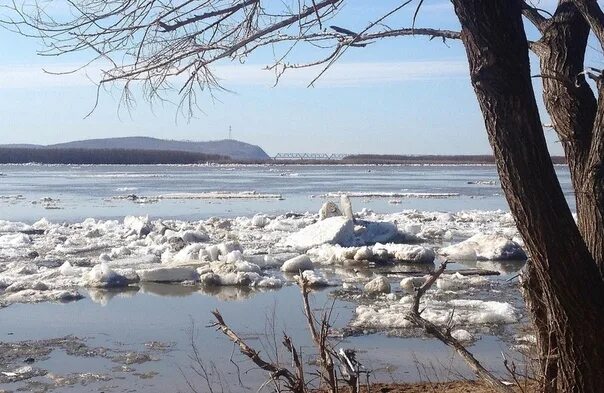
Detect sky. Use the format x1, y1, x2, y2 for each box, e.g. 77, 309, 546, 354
0, 0, 587, 156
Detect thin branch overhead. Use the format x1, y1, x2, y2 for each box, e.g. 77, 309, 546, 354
3, 0, 459, 114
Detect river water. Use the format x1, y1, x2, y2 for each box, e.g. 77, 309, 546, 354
0, 163, 573, 222
0, 164, 572, 392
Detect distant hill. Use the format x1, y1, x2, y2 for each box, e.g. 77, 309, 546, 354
1, 137, 270, 161
0, 147, 227, 165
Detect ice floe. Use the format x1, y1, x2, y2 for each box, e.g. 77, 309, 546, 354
0, 203, 526, 310
286, 217, 355, 250
138, 267, 199, 283
352, 293, 518, 331
349, 267, 520, 334
281, 255, 314, 272
364, 276, 391, 294
307, 243, 435, 264
320, 192, 460, 199
439, 233, 527, 261
156, 191, 283, 200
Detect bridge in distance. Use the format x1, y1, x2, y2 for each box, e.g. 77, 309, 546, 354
272, 153, 349, 160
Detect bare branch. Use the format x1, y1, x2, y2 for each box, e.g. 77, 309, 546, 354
297, 274, 338, 392
3, 0, 459, 115
209, 310, 303, 392
158, 0, 259, 32
406, 260, 514, 393
520, 0, 550, 32
572, 0, 604, 50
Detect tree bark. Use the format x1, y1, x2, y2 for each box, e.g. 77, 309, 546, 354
451, 1, 604, 392
536, 0, 604, 274
581, 84, 604, 275
521, 260, 558, 393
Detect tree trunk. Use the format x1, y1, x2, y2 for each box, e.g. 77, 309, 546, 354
451, 1, 604, 392
582, 84, 604, 274
521, 261, 558, 393
536, 0, 604, 274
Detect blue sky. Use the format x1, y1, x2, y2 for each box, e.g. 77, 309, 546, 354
0, 0, 578, 155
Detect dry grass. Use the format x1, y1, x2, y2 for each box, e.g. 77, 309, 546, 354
314, 381, 537, 393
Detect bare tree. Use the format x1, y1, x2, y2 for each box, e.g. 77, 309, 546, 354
4, 0, 604, 391
1, 1, 459, 113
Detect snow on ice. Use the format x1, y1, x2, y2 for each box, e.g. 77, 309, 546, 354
0, 196, 526, 334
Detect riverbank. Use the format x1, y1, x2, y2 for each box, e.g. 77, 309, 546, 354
319, 381, 536, 392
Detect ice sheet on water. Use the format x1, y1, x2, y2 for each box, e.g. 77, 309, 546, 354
306, 243, 435, 264
281, 254, 314, 272
285, 217, 402, 251
439, 233, 527, 261
293, 270, 337, 288
138, 267, 199, 283
351, 282, 518, 332
156, 191, 283, 200
286, 217, 355, 250
0, 208, 525, 308
320, 192, 460, 199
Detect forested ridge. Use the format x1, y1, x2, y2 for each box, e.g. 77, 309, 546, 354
0, 147, 227, 164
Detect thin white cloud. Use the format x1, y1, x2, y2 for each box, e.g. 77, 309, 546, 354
0, 60, 468, 90
0, 63, 99, 89
217, 61, 469, 87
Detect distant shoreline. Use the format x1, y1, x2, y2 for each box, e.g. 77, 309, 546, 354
0, 148, 567, 165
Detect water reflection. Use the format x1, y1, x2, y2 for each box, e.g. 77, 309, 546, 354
86, 282, 284, 305
87, 286, 140, 305
198, 284, 260, 301
139, 283, 200, 298
374, 262, 436, 275
458, 259, 526, 276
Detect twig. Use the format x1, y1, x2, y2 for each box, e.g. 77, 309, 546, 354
298, 274, 338, 392
406, 260, 513, 393
209, 310, 303, 392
